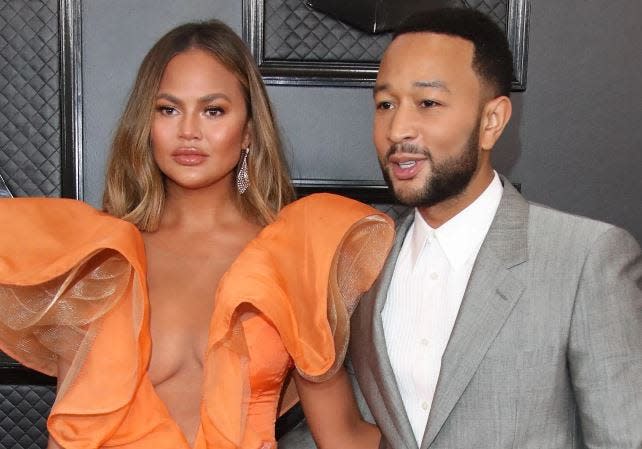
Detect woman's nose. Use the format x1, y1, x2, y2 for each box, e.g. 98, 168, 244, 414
179, 112, 202, 140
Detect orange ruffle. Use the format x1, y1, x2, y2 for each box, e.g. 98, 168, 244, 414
0, 194, 394, 448
204, 194, 394, 447
0, 198, 152, 448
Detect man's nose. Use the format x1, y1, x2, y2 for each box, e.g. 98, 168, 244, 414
388, 105, 417, 143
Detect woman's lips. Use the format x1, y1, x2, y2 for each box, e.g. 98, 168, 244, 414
171, 148, 208, 166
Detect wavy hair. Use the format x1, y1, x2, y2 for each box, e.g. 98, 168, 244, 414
103, 20, 294, 231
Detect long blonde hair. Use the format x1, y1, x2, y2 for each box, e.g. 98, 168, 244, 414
103, 20, 294, 231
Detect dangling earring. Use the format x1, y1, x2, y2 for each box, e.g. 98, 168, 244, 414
236, 147, 250, 194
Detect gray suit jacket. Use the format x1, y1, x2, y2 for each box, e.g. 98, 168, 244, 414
279, 180, 642, 448
350, 180, 642, 449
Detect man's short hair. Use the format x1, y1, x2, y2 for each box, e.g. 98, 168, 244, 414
394, 7, 514, 97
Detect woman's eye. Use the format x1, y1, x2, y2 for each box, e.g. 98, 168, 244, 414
157, 105, 177, 115
204, 107, 224, 117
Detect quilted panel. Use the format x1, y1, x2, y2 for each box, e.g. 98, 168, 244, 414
264, 0, 392, 61
0, 0, 61, 197
463, 0, 507, 25
0, 385, 54, 449
263, 0, 507, 62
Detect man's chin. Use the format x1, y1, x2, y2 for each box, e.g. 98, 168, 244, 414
382, 168, 429, 206
389, 183, 426, 207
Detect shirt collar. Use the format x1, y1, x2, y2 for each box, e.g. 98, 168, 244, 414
409, 171, 503, 270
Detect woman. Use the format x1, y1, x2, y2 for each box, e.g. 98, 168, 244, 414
0, 20, 393, 449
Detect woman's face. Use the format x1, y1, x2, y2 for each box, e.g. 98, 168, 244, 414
151, 48, 251, 192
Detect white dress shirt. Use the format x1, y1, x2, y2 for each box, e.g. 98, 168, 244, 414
381, 172, 503, 444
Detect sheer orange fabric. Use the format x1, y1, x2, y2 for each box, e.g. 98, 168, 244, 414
0, 194, 394, 448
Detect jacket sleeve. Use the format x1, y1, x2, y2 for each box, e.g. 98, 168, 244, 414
568, 225, 642, 447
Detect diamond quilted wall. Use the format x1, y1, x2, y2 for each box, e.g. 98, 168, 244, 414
263, 0, 507, 63
0, 385, 54, 449
0, 0, 61, 197
1, 2, 60, 445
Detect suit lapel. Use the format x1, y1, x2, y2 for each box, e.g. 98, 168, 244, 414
420, 180, 529, 448
367, 211, 419, 449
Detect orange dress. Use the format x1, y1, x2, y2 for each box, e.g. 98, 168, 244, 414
0, 194, 394, 449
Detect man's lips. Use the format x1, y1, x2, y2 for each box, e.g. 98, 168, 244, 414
387, 155, 427, 180
171, 147, 208, 166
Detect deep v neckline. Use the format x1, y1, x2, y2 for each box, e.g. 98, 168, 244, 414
141, 232, 235, 447
142, 371, 206, 448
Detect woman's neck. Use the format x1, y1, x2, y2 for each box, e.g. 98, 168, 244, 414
160, 181, 245, 233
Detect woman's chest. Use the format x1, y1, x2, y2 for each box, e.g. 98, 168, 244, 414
145, 252, 226, 383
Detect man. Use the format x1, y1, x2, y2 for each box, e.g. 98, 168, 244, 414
348, 6, 642, 449
279, 6, 642, 449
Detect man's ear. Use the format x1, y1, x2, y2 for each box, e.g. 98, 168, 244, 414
479, 96, 512, 151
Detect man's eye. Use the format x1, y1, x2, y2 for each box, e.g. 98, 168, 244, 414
420, 99, 439, 108
376, 101, 394, 110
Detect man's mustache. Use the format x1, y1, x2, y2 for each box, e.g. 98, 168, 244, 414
385, 143, 432, 161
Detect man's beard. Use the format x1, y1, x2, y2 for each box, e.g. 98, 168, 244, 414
380, 126, 480, 208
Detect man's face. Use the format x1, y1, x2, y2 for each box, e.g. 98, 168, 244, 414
373, 32, 484, 207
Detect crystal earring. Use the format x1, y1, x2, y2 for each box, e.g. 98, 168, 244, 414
236, 148, 250, 194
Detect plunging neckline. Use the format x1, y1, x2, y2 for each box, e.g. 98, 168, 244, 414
141, 229, 260, 447
143, 373, 205, 448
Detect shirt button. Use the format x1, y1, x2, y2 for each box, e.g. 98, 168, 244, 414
420, 338, 429, 346
430, 272, 439, 280
421, 401, 429, 411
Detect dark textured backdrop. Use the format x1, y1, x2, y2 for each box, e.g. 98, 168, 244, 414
263, 0, 507, 62
0, 0, 61, 197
